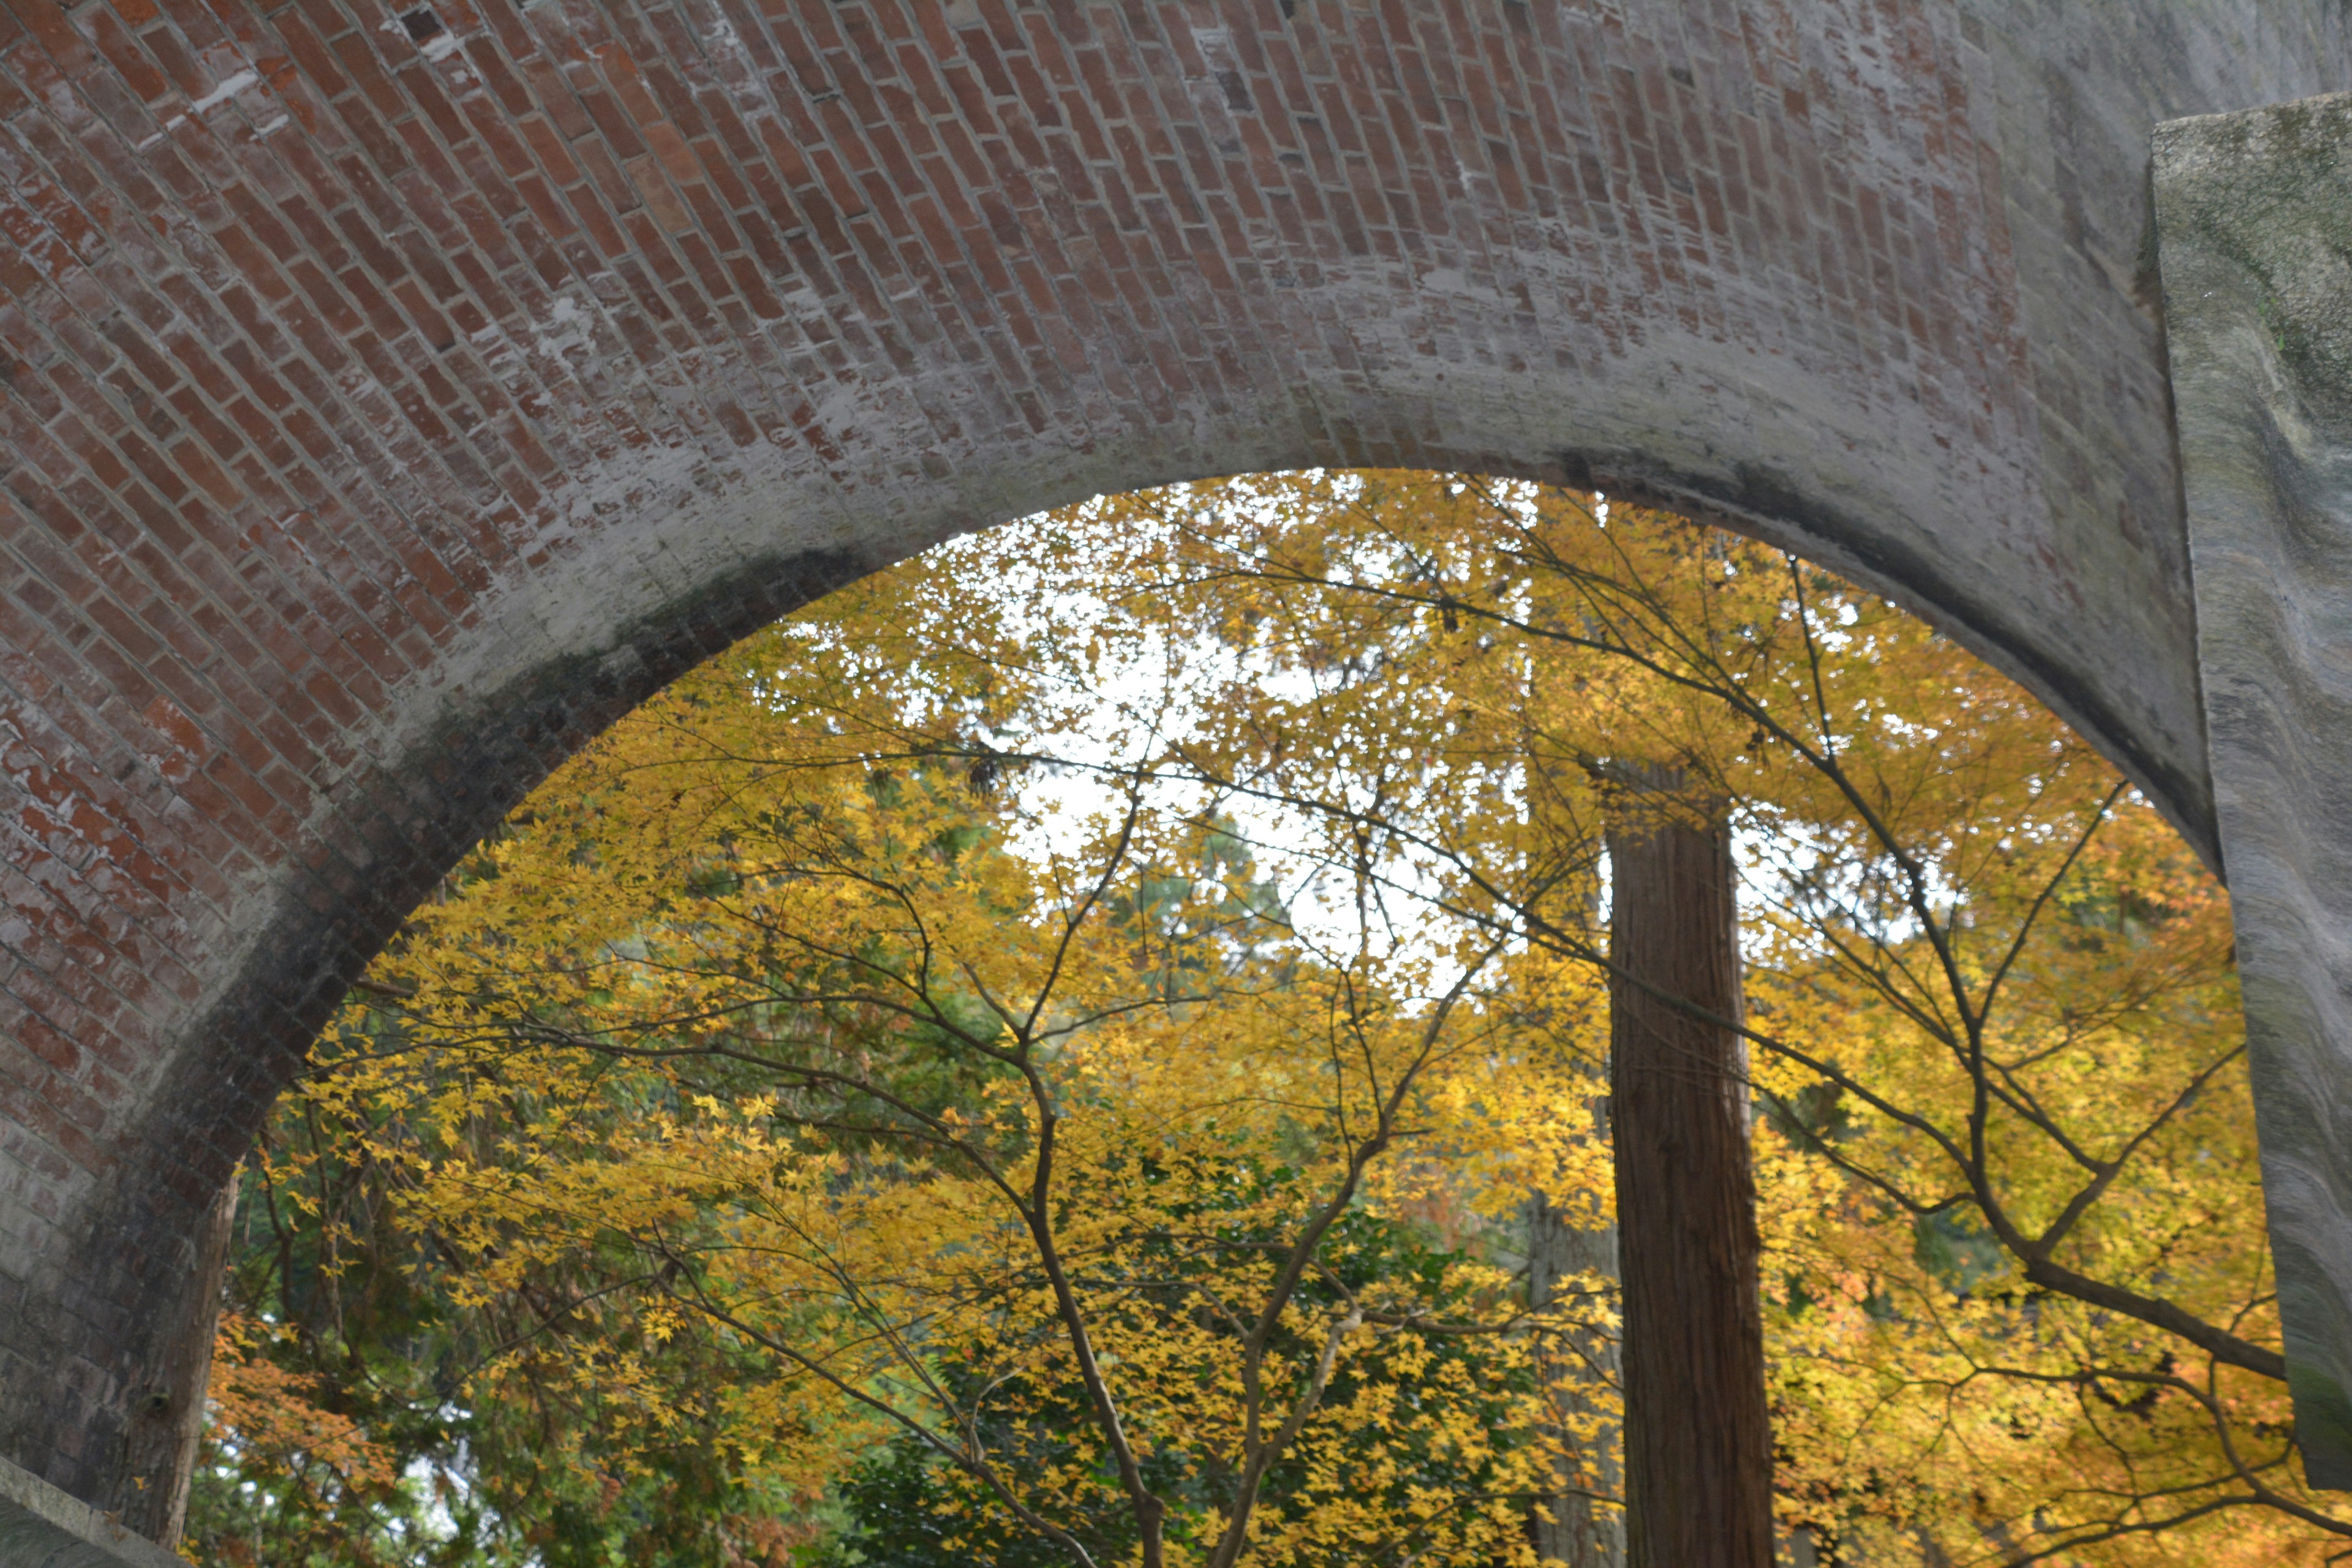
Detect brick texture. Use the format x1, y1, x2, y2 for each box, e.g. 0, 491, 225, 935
0, 0, 2340, 1534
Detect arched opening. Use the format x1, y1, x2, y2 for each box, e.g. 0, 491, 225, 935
11, 363, 2233, 1542
165, 472, 2295, 1561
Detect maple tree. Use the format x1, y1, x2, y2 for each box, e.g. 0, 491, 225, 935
191, 469, 2341, 1566
189, 547, 1615, 1566
1051, 470, 2320, 1562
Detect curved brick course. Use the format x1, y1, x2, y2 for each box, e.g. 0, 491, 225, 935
0, 0, 2340, 1534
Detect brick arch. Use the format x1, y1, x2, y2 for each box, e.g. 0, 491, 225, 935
0, 0, 2342, 1539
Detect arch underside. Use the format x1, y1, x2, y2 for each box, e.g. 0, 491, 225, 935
0, 0, 2345, 1535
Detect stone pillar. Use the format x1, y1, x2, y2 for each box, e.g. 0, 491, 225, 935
2156, 91, 2352, 1487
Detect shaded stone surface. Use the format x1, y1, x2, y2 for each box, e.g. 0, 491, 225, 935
0, 1453, 187, 1568
2157, 92, 2352, 1487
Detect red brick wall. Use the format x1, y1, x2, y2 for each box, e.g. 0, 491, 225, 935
0, 0, 2339, 1533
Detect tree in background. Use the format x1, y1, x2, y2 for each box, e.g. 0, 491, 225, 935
1605, 774, 1772, 1568
190, 469, 2332, 1565
1066, 472, 2310, 1561
185, 563, 1613, 1568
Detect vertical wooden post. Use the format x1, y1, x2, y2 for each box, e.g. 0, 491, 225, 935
1607, 774, 1774, 1568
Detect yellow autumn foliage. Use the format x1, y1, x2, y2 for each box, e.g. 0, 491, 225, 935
222, 469, 2344, 1565
290, 532, 1616, 1565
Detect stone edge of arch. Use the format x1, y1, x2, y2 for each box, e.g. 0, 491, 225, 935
0, 1456, 187, 1568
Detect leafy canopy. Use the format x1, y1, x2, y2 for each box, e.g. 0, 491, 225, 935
195, 471, 2325, 1566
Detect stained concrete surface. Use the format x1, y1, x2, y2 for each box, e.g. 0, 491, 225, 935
0, 1457, 187, 1568
2158, 89, 2352, 1487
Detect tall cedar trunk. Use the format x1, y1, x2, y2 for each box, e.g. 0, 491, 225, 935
1529, 1177, 1626, 1567
1607, 775, 1775, 1568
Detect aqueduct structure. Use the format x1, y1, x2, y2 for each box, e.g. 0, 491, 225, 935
1, 0, 2351, 1551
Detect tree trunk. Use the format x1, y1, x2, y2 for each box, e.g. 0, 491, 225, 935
1607, 774, 1774, 1568
1529, 1178, 1626, 1567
